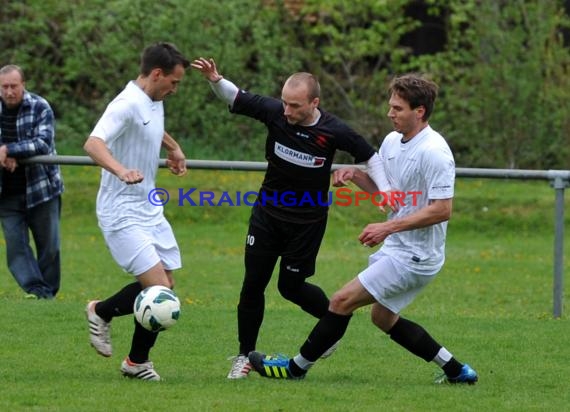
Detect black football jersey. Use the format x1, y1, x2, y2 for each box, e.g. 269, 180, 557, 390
231, 89, 375, 223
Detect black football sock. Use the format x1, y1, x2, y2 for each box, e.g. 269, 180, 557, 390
128, 317, 159, 364
387, 317, 441, 362
239, 253, 277, 355
288, 359, 307, 377
297, 281, 329, 319
299, 311, 352, 362
442, 358, 463, 377
96, 282, 142, 321
237, 299, 265, 356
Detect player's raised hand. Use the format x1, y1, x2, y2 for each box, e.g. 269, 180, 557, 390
191, 57, 223, 83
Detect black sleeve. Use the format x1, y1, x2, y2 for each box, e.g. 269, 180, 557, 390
333, 120, 376, 164
230, 90, 283, 125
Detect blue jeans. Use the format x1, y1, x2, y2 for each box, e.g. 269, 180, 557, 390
0, 195, 61, 298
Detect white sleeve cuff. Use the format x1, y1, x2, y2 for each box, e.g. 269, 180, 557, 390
209, 78, 239, 106
366, 152, 391, 192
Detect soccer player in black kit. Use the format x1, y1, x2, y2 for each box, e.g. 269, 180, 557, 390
191, 57, 390, 379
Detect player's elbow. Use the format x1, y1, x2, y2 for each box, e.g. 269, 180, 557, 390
83, 136, 100, 156
83, 137, 93, 154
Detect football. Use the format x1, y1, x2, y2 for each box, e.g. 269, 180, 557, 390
134, 285, 180, 332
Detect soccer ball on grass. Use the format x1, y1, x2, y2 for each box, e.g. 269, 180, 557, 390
134, 285, 180, 332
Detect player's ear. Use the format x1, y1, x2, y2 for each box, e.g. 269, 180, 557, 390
415, 105, 425, 119
150, 68, 163, 80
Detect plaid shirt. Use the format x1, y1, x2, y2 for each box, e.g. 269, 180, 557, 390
0, 91, 63, 208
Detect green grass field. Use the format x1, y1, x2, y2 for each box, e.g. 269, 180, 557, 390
1, 165, 569, 412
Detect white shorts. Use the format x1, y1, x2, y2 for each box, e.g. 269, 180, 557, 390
102, 219, 182, 276
358, 250, 435, 314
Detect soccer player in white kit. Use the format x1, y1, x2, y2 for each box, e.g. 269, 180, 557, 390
83, 42, 189, 381
249, 74, 478, 384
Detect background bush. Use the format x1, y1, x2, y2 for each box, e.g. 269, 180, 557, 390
1, 0, 569, 168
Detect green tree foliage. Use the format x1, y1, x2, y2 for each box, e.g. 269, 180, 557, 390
1, 0, 568, 168
294, 0, 419, 161
0, 0, 306, 160
411, 0, 570, 168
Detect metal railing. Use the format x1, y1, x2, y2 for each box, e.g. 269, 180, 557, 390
21, 155, 570, 318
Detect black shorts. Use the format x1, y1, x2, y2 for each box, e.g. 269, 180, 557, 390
245, 205, 328, 277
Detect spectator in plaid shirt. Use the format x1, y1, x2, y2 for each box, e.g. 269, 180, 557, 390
0, 64, 63, 299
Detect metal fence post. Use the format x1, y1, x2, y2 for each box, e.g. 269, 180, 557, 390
550, 175, 569, 318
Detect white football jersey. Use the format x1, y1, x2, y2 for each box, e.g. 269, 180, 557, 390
378, 125, 455, 274
90, 81, 165, 230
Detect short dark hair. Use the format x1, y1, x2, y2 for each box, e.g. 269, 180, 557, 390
140, 42, 190, 76
389, 74, 438, 121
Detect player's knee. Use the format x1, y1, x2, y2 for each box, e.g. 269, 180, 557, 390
277, 278, 300, 300
329, 291, 353, 315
